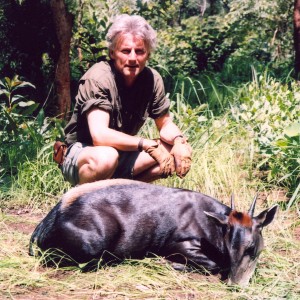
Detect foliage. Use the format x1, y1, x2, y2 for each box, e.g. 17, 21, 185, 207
274, 123, 300, 208
136, 0, 184, 29
0, 75, 68, 198
0, 0, 57, 103
0, 0, 299, 207
151, 25, 198, 76
230, 73, 300, 204
70, 0, 111, 80
146, 0, 294, 78
61, 0, 296, 81
0, 75, 38, 150
0, 75, 37, 114
166, 76, 211, 141
210, 0, 293, 79
0, 0, 295, 94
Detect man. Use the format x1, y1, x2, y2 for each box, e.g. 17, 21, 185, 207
61, 14, 192, 186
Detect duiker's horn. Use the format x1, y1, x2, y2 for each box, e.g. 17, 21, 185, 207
231, 194, 235, 210
248, 194, 258, 217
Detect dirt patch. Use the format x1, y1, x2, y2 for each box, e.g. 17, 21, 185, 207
257, 189, 288, 206
6, 218, 38, 235
188, 271, 221, 283
294, 225, 300, 241
3, 208, 43, 235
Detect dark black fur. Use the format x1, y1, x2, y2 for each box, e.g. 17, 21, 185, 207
29, 181, 277, 282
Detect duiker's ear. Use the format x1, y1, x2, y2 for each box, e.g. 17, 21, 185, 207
204, 211, 228, 225
255, 205, 278, 227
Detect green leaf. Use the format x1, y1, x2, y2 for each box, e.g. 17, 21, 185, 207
0, 90, 9, 98
275, 139, 288, 148
284, 123, 300, 137
17, 100, 36, 107
11, 95, 24, 104
36, 109, 45, 127
16, 81, 36, 90
287, 182, 300, 209
2, 108, 18, 134
21, 103, 39, 116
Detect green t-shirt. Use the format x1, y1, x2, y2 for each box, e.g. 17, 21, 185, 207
64, 61, 170, 146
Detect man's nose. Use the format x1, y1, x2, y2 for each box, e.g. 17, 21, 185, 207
128, 49, 137, 60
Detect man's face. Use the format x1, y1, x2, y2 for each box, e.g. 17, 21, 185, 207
110, 33, 149, 87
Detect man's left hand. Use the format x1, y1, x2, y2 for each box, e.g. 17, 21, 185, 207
145, 141, 175, 177
171, 136, 192, 178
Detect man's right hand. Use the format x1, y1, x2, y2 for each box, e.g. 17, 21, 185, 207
145, 141, 175, 177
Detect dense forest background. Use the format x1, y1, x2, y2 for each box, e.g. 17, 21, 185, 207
0, 2, 299, 298
0, 0, 295, 114
0, 0, 299, 208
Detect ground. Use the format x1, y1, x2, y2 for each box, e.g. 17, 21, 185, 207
1, 191, 299, 300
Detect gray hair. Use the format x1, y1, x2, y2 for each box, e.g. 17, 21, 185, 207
106, 14, 157, 53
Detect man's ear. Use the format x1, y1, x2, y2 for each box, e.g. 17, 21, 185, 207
110, 50, 115, 60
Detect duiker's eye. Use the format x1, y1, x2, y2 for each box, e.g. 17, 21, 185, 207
245, 246, 256, 258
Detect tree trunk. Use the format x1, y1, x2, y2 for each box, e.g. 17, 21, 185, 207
294, 0, 300, 79
50, 0, 73, 118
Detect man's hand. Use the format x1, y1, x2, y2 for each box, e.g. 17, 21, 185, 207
171, 136, 192, 178
145, 141, 175, 177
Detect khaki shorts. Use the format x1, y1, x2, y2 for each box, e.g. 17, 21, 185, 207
60, 142, 140, 186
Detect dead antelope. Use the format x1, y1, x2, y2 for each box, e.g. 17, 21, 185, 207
29, 179, 278, 286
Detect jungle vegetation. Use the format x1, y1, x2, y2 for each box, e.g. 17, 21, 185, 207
0, 0, 298, 207
0, 1, 299, 299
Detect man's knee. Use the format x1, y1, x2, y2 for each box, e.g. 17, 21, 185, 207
78, 146, 119, 182
89, 147, 119, 170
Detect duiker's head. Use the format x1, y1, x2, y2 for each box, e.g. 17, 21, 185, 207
205, 195, 278, 286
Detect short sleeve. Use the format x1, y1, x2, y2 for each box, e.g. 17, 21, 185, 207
76, 79, 113, 116
149, 70, 170, 119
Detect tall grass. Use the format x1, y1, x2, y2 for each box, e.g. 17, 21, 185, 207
0, 69, 299, 298
229, 71, 300, 207
12, 143, 70, 207
0, 103, 68, 208
1, 119, 299, 299
3, 69, 298, 209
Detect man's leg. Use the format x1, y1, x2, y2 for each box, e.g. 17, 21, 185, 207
77, 146, 119, 184
63, 144, 156, 185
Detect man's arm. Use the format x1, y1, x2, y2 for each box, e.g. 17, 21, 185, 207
154, 112, 183, 145
155, 113, 192, 178
87, 107, 156, 151
87, 107, 175, 177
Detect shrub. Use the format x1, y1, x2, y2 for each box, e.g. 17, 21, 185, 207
230, 73, 300, 205
0, 76, 68, 200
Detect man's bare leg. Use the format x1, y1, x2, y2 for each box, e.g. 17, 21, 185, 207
77, 146, 119, 184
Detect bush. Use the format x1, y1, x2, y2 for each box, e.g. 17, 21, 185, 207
0, 76, 68, 200
230, 72, 300, 204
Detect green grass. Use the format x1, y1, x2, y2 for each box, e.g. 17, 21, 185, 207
0, 70, 299, 299
1, 208, 299, 299
1, 119, 299, 299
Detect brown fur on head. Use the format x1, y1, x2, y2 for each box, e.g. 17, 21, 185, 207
228, 211, 253, 228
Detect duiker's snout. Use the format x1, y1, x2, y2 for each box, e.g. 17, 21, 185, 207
228, 258, 258, 287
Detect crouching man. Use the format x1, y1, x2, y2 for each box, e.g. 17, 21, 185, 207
60, 14, 192, 186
